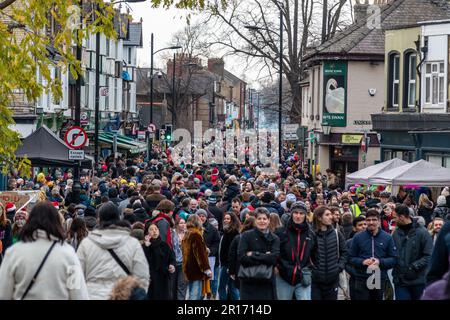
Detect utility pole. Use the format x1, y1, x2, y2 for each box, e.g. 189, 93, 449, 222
172, 52, 176, 127
322, 0, 328, 43
74, 0, 83, 181
94, 4, 100, 167
150, 33, 154, 124
278, 6, 283, 163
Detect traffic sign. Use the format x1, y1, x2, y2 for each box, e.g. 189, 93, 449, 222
100, 87, 109, 97
148, 123, 156, 133
64, 126, 88, 149
68, 150, 85, 160
80, 112, 89, 125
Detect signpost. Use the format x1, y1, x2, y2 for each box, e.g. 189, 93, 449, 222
283, 124, 299, 141
147, 123, 156, 133
69, 149, 85, 160
80, 112, 89, 126
64, 126, 88, 149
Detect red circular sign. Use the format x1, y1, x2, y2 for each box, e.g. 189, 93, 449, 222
64, 126, 88, 149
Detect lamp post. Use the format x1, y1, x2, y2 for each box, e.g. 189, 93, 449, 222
244, 2, 283, 163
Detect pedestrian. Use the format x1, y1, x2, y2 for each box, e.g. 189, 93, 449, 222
11, 209, 28, 244
269, 212, 283, 232
76, 201, 149, 300
345, 215, 367, 300
172, 217, 187, 300
275, 201, 315, 300
0, 201, 88, 300
66, 217, 89, 252
182, 214, 213, 300
417, 193, 434, 227
422, 233, 450, 300
143, 223, 176, 300
0, 202, 13, 265
433, 195, 449, 220
238, 207, 280, 300
429, 217, 444, 245
228, 216, 256, 291
218, 212, 241, 300
392, 204, 433, 300
349, 209, 397, 300
196, 208, 220, 299
330, 206, 344, 235
151, 200, 176, 248
310, 206, 348, 300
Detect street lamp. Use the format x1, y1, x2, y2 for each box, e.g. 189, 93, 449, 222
150, 34, 181, 125
244, 2, 284, 163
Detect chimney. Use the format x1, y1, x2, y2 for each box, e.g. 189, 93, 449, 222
208, 58, 225, 78
354, 0, 370, 24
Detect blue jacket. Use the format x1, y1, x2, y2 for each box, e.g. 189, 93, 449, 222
349, 228, 397, 281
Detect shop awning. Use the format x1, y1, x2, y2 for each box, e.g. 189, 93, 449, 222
98, 132, 147, 154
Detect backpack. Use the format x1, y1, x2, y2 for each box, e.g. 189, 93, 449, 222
152, 215, 173, 249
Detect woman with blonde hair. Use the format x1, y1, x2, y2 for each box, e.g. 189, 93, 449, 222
182, 214, 212, 300
418, 193, 434, 226
269, 212, 283, 232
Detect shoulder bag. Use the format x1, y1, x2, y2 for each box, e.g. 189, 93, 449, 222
238, 236, 273, 282
21, 241, 57, 300
335, 229, 350, 299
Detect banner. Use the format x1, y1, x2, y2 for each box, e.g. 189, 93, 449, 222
323, 61, 347, 127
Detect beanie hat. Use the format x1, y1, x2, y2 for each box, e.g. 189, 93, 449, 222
84, 206, 97, 217
212, 168, 219, 176
196, 209, 208, 217
52, 201, 59, 210
261, 191, 274, 203
5, 202, 16, 213
98, 201, 120, 224
290, 201, 308, 214
204, 189, 213, 197
437, 195, 447, 206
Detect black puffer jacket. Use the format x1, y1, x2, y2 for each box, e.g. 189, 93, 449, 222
433, 205, 449, 220
310, 225, 348, 284
275, 219, 315, 286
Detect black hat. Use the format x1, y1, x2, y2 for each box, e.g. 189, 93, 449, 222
98, 201, 120, 224
84, 206, 97, 217
290, 201, 308, 214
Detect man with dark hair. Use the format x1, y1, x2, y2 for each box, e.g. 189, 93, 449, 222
349, 209, 397, 300
330, 206, 344, 235
392, 204, 433, 300
341, 199, 352, 215
146, 183, 167, 212
118, 188, 138, 216
350, 196, 366, 218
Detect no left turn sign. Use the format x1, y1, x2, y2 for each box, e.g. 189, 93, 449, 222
64, 126, 88, 149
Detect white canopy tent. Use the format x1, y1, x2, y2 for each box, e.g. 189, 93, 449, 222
345, 158, 408, 186
369, 159, 450, 187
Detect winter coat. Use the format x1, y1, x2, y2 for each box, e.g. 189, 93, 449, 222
392, 220, 433, 286
311, 226, 348, 285
0, 229, 89, 300
349, 228, 397, 281
182, 226, 210, 281
342, 223, 353, 240
228, 234, 241, 277
418, 203, 434, 226
238, 228, 280, 300
219, 229, 239, 267
203, 220, 220, 257
143, 237, 176, 300
161, 187, 172, 201
77, 226, 150, 300
427, 221, 450, 284
208, 204, 224, 231
151, 212, 174, 248
223, 183, 241, 203
146, 193, 167, 211
275, 219, 315, 286
433, 205, 449, 220
262, 201, 285, 216
134, 208, 150, 223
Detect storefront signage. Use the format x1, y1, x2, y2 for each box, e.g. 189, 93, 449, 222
323, 61, 347, 127
342, 134, 363, 144
354, 120, 372, 125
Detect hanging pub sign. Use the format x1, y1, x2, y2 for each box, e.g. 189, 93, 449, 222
323, 61, 347, 127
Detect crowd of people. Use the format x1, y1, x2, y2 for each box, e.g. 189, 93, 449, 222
1, 148, 450, 300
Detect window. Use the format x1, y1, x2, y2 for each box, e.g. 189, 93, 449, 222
424, 62, 445, 105
403, 51, 416, 109
85, 72, 90, 109
388, 52, 400, 108
114, 78, 118, 110
106, 39, 110, 57
53, 67, 61, 105
128, 47, 132, 64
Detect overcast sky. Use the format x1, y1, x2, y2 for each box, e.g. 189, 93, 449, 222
126, 1, 261, 87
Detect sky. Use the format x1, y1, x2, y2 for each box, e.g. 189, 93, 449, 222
125, 1, 261, 87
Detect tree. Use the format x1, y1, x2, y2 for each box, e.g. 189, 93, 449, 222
204, 0, 352, 124
0, 0, 118, 175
